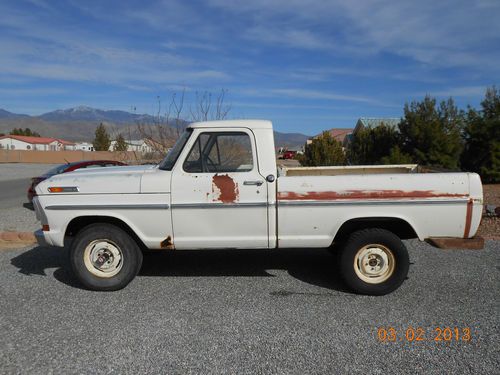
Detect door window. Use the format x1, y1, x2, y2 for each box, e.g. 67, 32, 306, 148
183, 132, 253, 173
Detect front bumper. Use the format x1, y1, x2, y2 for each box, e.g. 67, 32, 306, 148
34, 229, 50, 247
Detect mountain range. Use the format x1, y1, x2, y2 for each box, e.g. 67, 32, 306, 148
0, 106, 311, 147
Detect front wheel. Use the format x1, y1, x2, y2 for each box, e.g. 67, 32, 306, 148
339, 228, 409, 295
69, 223, 143, 291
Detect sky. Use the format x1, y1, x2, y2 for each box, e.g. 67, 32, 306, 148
0, 0, 499, 135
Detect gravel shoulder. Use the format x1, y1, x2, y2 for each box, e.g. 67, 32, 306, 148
0, 240, 498, 374
478, 184, 500, 239
0, 163, 57, 232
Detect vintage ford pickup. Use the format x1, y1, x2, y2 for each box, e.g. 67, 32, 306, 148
33, 120, 484, 294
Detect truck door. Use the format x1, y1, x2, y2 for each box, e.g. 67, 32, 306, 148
170, 128, 269, 249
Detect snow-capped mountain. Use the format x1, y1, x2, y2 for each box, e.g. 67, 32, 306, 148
0, 106, 310, 146
38, 106, 157, 123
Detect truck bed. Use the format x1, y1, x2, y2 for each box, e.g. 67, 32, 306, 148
276, 172, 483, 248
278, 164, 419, 176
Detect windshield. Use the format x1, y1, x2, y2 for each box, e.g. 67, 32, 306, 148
42, 163, 71, 176
159, 128, 192, 171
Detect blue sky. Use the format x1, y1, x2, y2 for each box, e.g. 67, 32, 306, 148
0, 0, 499, 134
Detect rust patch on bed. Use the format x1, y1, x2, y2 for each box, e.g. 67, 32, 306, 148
463, 199, 473, 238
160, 235, 174, 249
212, 174, 239, 203
277, 190, 469, 201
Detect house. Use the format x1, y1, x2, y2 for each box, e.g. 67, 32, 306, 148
74, 142, 95, 151
344, 118, 400, 147
108, 139, 155, 153
277, 145, 304, 154
0, 135, 75, 151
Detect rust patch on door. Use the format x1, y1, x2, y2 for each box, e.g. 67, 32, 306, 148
277, 190, 469, 201
160, 235, 174, 249
212, 174, 239, 203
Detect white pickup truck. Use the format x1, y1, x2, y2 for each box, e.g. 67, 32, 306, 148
33, 120, 484, 294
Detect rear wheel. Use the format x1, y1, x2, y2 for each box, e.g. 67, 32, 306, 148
339, 228, 409, 295
69, 223, 143, 291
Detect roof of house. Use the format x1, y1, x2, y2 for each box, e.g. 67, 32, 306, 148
311, 128, 353, 143
0, 135, 75, 145
325, 128, 353, 143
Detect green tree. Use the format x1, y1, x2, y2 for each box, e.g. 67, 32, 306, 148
461, 87, 500, 183
113, 134, 128, 151
298, 131, 346, 166
399, 96, 463, 169
380, 146, 413, 164
93, 123, 111, 151
10, 128, 40, 137
348, 123, 400, 164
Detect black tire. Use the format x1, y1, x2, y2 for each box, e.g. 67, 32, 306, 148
69, 223, 143, 291
339, 228, 409, 295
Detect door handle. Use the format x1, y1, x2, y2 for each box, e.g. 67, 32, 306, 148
244, 180, 264, 186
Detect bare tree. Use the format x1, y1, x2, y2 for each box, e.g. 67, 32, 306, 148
190, 89, 231, 122
136, 88, 231, 161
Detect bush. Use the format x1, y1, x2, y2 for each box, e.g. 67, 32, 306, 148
298, 131, 346, 166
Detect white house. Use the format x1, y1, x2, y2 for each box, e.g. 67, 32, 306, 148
0, 135, 76, 151
109, 139, 155, 153
74, 142, 95, 151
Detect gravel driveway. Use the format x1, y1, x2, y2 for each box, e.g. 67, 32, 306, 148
0, 164, 57, 232
1, 241, 498, 374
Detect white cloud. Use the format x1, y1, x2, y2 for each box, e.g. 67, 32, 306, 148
423, 86, 489, 98
245, 26, 334, 50
208, 0, 500, 72
237, 87, 391, 106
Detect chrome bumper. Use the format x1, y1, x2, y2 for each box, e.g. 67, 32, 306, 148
34, 229, 49, 247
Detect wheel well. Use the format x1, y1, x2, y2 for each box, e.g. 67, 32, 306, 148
333, 217, 418, 243
65, 216, 147, 250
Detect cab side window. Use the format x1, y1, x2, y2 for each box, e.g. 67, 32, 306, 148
183, 132, 253, 173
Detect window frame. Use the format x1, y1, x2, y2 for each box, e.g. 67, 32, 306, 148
182, 130, 256, 174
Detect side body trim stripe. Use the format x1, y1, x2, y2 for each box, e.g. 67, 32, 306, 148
45, 199, 469, 210
45, 204, 170, 210
171, 202, 267, 209
277, 198, 469, 206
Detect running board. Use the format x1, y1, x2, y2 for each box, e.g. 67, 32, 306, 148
426, 237, 484, 250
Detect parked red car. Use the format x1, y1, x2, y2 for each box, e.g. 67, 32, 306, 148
281, 150, 297, 160
27, 160, 126, 202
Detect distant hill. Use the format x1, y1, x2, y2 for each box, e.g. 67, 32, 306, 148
0, 109, 30, 119
38, 106, 157, 124
0, 106, 311, 147
273, 131, 310, 148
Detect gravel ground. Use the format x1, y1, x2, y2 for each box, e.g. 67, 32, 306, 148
483, 184, 500, 205
478, 184, 500, 239
0, 206, 39, 232
0, 164, 57, 232
1, 240, 498, 374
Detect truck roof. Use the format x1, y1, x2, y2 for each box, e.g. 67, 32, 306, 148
188, 119, 272, 130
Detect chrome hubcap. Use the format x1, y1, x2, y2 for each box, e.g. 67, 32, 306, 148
83, 240, 123, 278
354, 244, 395, 284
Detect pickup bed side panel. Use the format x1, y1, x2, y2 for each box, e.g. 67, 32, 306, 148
277, 173, 480, 248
